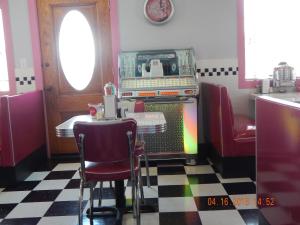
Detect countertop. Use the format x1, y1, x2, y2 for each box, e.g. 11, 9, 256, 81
251, 92, 300, 103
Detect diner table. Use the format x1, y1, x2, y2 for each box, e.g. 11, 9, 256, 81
55, 112, 167, 221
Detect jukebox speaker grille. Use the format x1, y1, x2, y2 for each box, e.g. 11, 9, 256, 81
144, 102, 184, 153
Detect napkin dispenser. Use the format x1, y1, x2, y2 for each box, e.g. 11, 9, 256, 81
104, 95, 117, 119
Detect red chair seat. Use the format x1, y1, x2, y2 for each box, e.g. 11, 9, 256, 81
85, 159, 139, 182
234, 115, 256, 139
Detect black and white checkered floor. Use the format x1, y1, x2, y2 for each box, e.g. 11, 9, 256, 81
0, 158, 270, 225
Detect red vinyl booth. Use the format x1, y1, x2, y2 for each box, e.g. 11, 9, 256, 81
256, 96, 300, 225
0, 91, 47, 184
201, 82, 256, 178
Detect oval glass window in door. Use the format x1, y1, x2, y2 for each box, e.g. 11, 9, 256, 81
59, 10, 95, 91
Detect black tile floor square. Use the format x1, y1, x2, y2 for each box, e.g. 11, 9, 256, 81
65, 179, 81, 189
0, 218, 41, 225
93, 187, 116, 200
157, 165, 186, 175
0, 204, 17, 218
125, 198, 159, 212
2, 181, 40, 192
222, 182, 256, 195
187, 174, 219, 184
159, 212, 202, 225
44, 201, 87, 216
0, 159, 271, 225
21, 190, 61, 202
127, 176, 158, 186
239, 209, 271, 225
44, 171, 77, 180
158, 185, 193, 197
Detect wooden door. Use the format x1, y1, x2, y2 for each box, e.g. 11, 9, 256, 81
37, 0, 113, 154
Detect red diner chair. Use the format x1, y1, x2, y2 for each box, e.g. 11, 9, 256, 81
73, 119, 142, 225
133, 100, 150, 188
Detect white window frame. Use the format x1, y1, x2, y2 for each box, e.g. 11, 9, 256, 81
238, 0, 300, 88
0, 0, 15, 95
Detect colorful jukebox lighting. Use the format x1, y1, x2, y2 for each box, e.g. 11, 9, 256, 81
183, 100, 198, 154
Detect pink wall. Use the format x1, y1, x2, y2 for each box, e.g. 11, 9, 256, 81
237, 0, 258, 89
28, 0, 43, 90
109, 0, 120, 86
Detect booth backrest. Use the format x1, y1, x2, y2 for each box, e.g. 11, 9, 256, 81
202, 82, 221, 153
0, 91, 46, 167
202, 83, 235, 156
202, 82, 255, 157
219, 86, 236, 155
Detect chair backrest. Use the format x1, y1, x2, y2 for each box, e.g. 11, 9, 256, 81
134, 100, 145, 113
201, 82, 235, 156
73, 119, 137, 163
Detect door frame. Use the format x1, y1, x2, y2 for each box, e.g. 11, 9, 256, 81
28, 0, 120, 157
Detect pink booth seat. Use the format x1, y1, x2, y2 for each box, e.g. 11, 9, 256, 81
256, 96, 300, 225
201, 82, 256, 178
0, 90, 47, 184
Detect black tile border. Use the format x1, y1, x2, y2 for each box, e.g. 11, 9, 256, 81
15, 76, 35, 86
197, 67, 238, 77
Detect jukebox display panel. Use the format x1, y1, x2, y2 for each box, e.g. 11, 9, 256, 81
118, 48, 199, 164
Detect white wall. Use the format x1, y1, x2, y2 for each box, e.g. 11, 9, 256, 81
8, 0, 36, 93
118, 0, 255, 116
118, 0, 237, 59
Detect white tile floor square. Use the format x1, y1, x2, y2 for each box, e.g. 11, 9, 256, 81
229, 194, 257, 209
199, 210, 247, 225
159, 197, 198, 212
52, 163, 81, 171
33, 179, 70, 190
157, 175, 189, 185
37, 216, 78, 225
25, 172, 50, 181
185, 165, 215, 174
55, 188, 90, 201
6, 202, 53, 218
216, 173, 252, 183
0, 191, 30, 204
190, 183, 227, 197
123, 213, 159, 225
143, 186, 159, 198
141, 167, 157, 176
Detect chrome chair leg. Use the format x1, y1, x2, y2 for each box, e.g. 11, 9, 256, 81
144, 151, 151, 187
139, 133, 150, 188
138, 166, 144, 202
89, 184, 94, 219
78, 178, 84, 225
132, 177, 137, 218
98, 182, 103, 207
136, 167, 141, 225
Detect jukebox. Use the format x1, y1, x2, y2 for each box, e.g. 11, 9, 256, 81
118, 48, 199, 164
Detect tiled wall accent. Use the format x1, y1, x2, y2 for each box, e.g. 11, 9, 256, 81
197, 67, 238, 77
196, 58, 239, 77
15, 67, 36, 94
